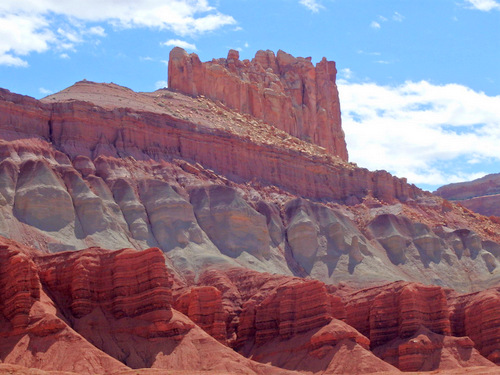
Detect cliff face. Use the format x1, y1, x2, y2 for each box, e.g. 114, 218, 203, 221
0, 82, 500, 293
0, 84, 419, 205
168, 47, 348, 160
436, 173, 500, 217
1, 47, 500, 374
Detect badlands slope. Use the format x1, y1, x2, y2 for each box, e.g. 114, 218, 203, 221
0, 48, 500, 373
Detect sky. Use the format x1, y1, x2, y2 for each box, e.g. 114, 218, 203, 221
1, 0, 500, 192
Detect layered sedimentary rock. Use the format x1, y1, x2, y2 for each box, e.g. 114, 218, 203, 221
0, 239, 298, 375
168, 47, 348, 160
0, 241, 129, 374
196, 268, 399, 374
0, 244, 41, 331
373, 327, 493, 371
34, 247, 173, 322
0, 84, 422, 205
2, 50, 500, 374
436, 173, 500, 217
344, 282, 450, 348
173, 286, 227, 343
0, 132, 498, 292
451, 287, 500, 364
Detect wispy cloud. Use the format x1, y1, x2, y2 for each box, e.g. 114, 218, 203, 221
338, 80, 500, 189
0, 0, 235, 66
39, 87, 53, 95
162, 39, 196, 51
370, 21, 381, 29
299, 0, 324, 13
393, 12, 405, 22
465, 0, 500, 11
155, 80, 168, 89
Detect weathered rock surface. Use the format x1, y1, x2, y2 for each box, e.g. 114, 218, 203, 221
0, 239, 299, 375
168, 47, 348, 160
0, 241, 129, 374
374, 327, 493, 371
0, 83, 422, 205
451, 287, 500, 365
2, 49, 500, 374
436, 173, 500, 217
173, 286, 227, 343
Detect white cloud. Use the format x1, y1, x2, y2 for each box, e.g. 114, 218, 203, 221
39, 87, 52, 95
0, 0, 235, 66
162, 39, 196, 50
87, 26, 106, 37
393, 12, 405, 22
370, 21, 381, 29
465, 0, 500, 11
338, 80, 500, 189
339, 68, 353, 80
155, 80, 168, 89
0, 13, 55, 66
299, 0, 324, 13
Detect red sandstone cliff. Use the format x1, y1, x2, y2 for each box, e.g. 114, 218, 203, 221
2, 48, 500, 374
168, 47, 348, 160
436, 173, 500, 217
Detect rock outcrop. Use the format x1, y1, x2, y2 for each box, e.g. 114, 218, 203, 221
451, 287, 500, 364
2, 48, 500, 374
0, 83, 422, 205
436, 173, 500, 217
0, 239, 299, 375
168, 47, 348, 160
173, 286, 227, 343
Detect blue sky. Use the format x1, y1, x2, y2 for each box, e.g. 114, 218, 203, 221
1, 0, 500, 191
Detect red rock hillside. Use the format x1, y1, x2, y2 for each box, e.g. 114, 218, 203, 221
168, 47, 348, 160
1, 48, 500, 374
436, 173, 500, 217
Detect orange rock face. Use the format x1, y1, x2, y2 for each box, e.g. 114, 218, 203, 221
344, 282, 451, 349
34, 247, 173, 322
436, 173, 500, 217
173, 286, 227, 343
452, 288, 500, 364
0, 84, 420, 205
168, 47, 348, 160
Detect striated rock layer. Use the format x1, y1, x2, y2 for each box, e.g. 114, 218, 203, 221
2, 235, 500, 373
2, 48, 500, 374
436, 173, 500, 217
0, 238, 298, 375
168, 47, 348, 160
0, 83, 421, 205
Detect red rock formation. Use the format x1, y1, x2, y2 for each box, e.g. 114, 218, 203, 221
0, 240, 129, 375
34, 247, 173, 322
0, 239, 300, 374
245, 319, 398, 374
0, 245, 41, 331
168, 47, 348, 160
174, 286, 227, 343
436, 173, 500, 201
451, 287, 500, 364
0, 85, 422, 204
344, 282, 451, 349
251, 279, 333, 345
374, 327, 493, 371
435, 173, 500, 217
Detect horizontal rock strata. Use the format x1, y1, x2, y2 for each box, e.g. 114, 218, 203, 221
168, 47, 347, 160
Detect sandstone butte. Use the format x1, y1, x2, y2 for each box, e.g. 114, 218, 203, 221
0, 47, 500, 374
